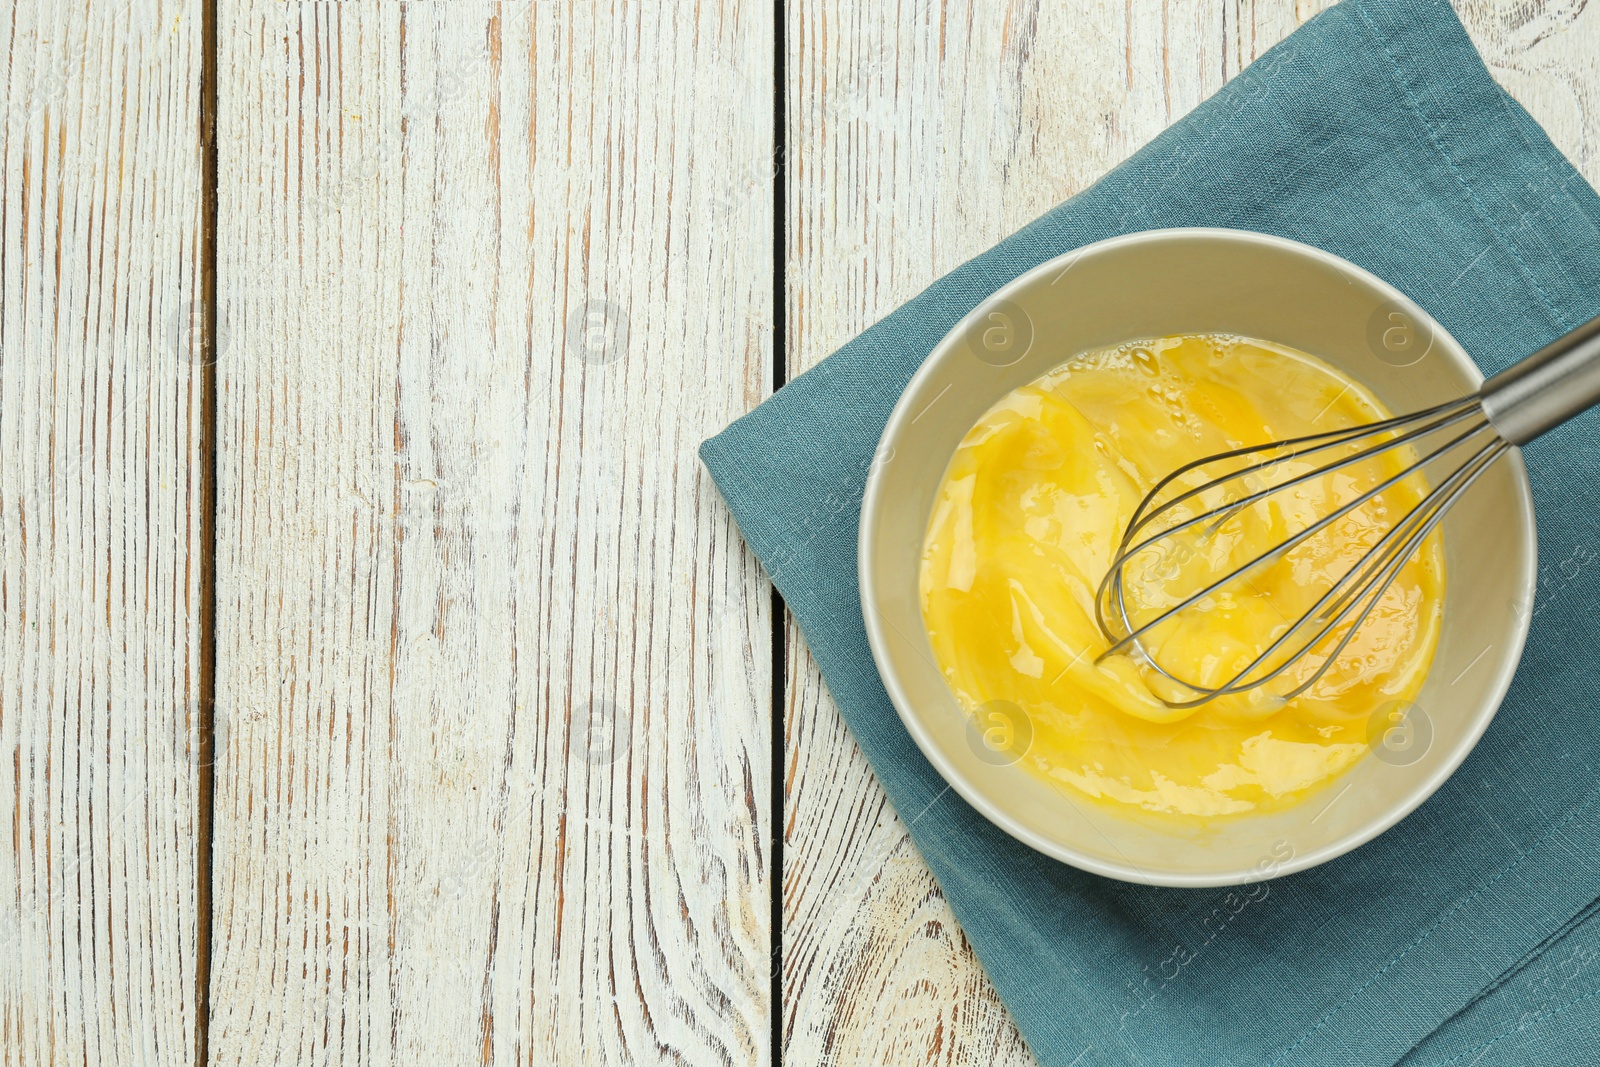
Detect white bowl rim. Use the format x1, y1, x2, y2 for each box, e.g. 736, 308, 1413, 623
857, 225, 1537, 887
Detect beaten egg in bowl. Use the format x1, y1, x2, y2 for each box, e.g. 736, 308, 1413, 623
919, 333, 1444, 822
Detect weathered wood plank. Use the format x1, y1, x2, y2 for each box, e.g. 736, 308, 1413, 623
0, 0, 208, 1063
1460, 0, 1600, 179
212, 2, 773, 1063
780, 1, 1599, 1063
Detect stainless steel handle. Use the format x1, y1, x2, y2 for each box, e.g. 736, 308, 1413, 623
1480, 312, 1600, 446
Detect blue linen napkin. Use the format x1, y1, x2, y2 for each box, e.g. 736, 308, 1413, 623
700, 0, 1600, 1060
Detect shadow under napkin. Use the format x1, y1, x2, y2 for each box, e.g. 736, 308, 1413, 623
700, 0, 1600, 1062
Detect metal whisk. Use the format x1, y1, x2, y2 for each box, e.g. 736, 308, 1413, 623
1094, 312, 1600, 709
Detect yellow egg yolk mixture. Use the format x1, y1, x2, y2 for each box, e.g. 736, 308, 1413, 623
919, 334, 1444, 821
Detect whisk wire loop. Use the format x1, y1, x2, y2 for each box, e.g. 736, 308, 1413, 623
1257, 435, 1510, 705
1118, 396, 1481, 544
1112, 396, 1484, 568
1096, 409, 1492, 662
1156, 433, 1504, 708
1093, 397, 1506, 708
1088, 310, 1600, 709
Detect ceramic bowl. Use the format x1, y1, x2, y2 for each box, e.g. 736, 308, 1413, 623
858, 228, 1536, 887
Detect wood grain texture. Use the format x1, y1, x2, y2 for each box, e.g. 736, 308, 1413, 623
0, 0, 207, 1064
1459, 0, 1600, 180
212, 3, 772, 1064
780, 2, 1599, 1064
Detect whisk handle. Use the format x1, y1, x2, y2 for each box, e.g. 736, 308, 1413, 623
1480, 313, 1600, 445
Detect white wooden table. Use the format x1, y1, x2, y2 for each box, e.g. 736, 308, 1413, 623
1, 2, 1594, 1064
